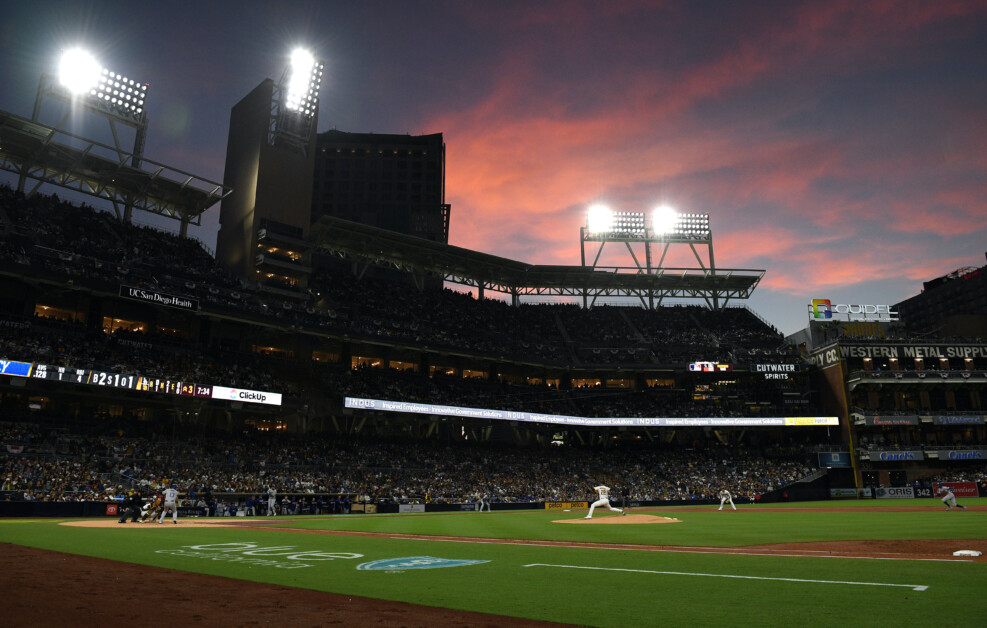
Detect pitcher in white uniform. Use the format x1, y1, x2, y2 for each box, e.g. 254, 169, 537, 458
585, 485, 624, 519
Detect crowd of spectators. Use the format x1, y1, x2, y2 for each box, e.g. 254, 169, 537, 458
0, 417, 826, 506
1, 188, 983, 512
3, 417, 983, 509
0, 185, 797, 371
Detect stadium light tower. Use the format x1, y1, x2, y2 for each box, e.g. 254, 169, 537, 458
579, 204, 718, 308
269, 47, 325, 155
33, 48, 150, 161
217, 46, 324, 280
21, 47, 151, 221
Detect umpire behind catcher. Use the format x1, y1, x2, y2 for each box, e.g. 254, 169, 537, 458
118, 489, 144, 524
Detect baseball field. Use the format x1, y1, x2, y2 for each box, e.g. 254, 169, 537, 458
2, 500, 985, 627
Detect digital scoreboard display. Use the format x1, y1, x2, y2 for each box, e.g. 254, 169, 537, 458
4, 358, 279, 406
687, 361, 733, 372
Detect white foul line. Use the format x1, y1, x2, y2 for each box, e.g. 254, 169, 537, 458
522, 563, 928, 592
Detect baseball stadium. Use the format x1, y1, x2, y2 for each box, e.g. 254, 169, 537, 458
1, 41, 986, 628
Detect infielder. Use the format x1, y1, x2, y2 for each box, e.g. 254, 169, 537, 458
158, 484, 179, 524
477, 492, 491, 512
938, 485, 967, 511
585, 485, 625, 519
718, 488, 736, 511
267, 486, 277, 516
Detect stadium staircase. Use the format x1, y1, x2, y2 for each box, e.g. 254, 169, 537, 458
618, 309, 648, 343
552, 312, 581, 364
97, 212, 124, 246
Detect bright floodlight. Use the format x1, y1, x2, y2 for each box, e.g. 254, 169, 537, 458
613, 211, 646, 234
57, 48, 147, 119
652, 205, 678, 234
93, 68, 148, 118
285, 48, 324, 117
58, 48, 102, 94
587, 205, 614, 234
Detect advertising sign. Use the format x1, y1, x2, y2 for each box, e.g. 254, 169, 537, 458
875, 487, 915, 499
119, 285, 199, 311
807, 346, 842, 369
753, 363, 800, 373
940, 450, 986, 461
865, 415, 919, 426
754, 363, 799, 380
785, 417, 840, 426
933, 482, 979, 498
211, 386, 282, 406
829, 488, 872, 497
933, 416, 984, 425
544, 502, 589, 510
808, 299, 899, 321
177, 506, 210, 517
818, 452, 851, 468
836, 344, 987, 360
829, 488, 858, 497
871, 449, 925, 461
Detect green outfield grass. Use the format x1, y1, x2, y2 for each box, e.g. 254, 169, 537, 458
2, 500, 985, 627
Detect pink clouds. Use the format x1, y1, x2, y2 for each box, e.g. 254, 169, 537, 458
419, 1, 986, 307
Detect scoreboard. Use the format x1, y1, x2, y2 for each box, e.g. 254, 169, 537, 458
3, 359, 280, 406
31, 363, 213, 397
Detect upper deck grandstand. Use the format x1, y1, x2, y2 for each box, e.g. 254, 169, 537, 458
0, 183, 827, 438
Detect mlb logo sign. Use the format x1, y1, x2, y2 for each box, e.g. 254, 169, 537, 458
810, 299, 832, 319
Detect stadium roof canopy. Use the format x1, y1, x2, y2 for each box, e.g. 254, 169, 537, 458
0, 109, 230, 226
310, 215, 765, 308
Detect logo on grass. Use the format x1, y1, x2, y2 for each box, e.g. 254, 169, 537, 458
357, 556, 489, 571
156, 542, 363, 570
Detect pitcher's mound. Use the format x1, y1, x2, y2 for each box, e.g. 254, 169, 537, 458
555, 514, 681, 524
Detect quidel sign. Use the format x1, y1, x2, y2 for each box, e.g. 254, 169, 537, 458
808, 299, 899, 321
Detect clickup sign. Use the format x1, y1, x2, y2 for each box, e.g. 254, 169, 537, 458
809, 299, 899, 321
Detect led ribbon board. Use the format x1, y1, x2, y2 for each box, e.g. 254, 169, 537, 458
345, 397, 836, 427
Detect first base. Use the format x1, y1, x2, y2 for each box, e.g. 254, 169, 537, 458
952, 550, 982, 557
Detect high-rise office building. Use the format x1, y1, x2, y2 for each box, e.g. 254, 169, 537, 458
895, 255, 987, 338
312, 130, 450, 243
